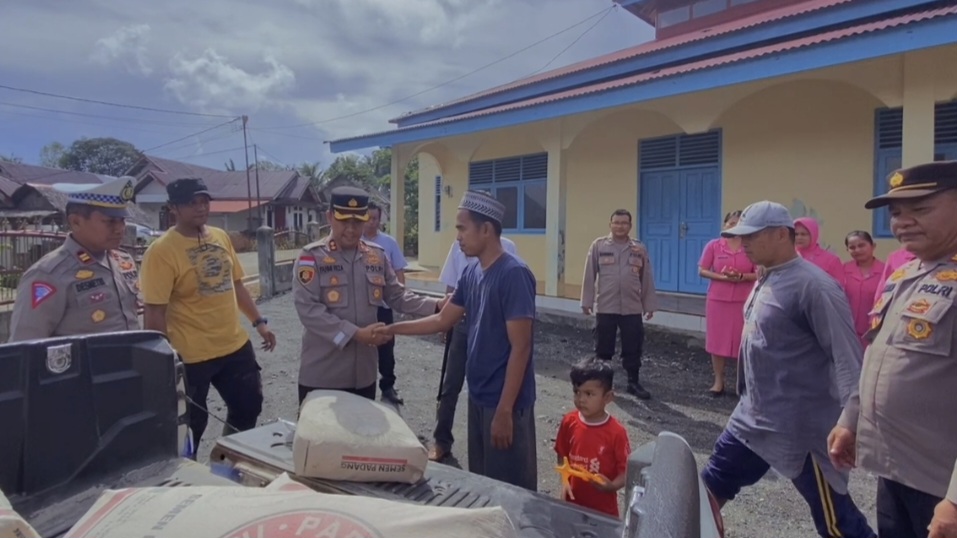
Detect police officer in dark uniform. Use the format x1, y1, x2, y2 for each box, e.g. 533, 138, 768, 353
9, 176, 141, 341
293, 186, 441, 405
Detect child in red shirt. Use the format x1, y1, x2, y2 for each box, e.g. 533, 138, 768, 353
554, 357, 632, 518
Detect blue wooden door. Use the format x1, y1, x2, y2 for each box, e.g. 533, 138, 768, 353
679, 168, 721, 294
639, 170, 680, 293
639, 166, 720, 294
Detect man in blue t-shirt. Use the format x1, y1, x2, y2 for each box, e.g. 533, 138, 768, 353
378, 190, 538, 491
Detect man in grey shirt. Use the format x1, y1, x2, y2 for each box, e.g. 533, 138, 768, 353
700, 201, 875, 538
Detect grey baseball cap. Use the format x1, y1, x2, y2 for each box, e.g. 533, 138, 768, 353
721, 201, 795, 237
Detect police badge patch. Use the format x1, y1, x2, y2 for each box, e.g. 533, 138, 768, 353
46, 343, 72, 374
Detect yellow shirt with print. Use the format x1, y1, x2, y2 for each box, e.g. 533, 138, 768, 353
140, 226, 248, 363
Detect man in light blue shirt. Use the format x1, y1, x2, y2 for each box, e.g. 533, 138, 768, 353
430, 235, 521, 462
362, 201, 408, 406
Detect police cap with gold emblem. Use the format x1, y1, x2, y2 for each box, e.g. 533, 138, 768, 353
329, 186, 370, 221
52, 175, 136, 218
865, 160, 957, 209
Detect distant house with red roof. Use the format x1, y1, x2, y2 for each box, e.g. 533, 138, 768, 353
328, 0, 957, 327
126, 155, 322, 231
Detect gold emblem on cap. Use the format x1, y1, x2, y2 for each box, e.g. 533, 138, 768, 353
120, 181, 134, 202
889, 172, 904, 189
348, 198, 358, 207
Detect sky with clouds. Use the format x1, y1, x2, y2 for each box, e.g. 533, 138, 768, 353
0, 0, 652, 172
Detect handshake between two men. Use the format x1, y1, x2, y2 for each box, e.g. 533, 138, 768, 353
354, 293, 454, 348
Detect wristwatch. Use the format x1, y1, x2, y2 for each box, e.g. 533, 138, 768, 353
252, 317, 268, 328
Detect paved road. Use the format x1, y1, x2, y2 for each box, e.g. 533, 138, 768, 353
200, 292, 879, 538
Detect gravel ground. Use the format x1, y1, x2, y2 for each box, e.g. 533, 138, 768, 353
198, 292, 880, 538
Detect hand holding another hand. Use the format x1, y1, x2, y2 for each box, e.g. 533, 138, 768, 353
356, 323, 391, 347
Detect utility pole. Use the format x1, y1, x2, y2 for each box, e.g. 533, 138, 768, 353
253, 144, 262, 226
242, 115, 253, 231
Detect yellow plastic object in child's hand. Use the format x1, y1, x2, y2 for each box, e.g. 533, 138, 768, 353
555, 456, 607, 500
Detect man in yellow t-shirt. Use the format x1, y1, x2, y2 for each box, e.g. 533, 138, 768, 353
141, 178, 276, 456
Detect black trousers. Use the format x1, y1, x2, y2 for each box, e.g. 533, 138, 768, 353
184, 339, 263, 454
877, 478, 942, 538
377, 307, 397, 392
298, 382, 376, 406
594, 313, 644, 379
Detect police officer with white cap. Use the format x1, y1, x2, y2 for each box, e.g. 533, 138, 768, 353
9, 176, 141, 341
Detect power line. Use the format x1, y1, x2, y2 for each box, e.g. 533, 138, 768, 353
141, 118, 242, 153
0, 101, 222, 127
0, 84, 236, 119
255, 5, 617, 130
530, 5, 616, 76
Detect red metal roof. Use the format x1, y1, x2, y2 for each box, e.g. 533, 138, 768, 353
395, 0, 852, 121
209, 200, 266, 214
354, 4, 957, 141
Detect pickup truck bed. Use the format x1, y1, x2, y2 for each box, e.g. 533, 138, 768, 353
0, 331, 235, 538
212, 421, 620, 538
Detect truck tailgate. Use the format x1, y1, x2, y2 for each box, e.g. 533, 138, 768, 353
212, 421, 622, 538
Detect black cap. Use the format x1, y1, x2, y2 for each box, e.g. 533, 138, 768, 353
865, 161, 957, 209
329, 186, 369, 221
167, 177, 213, 205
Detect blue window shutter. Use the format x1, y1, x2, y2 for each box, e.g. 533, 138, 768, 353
434, 176, 442, 232
936, 100, 957, 145
872, 108, 903, 239
466, 152, 549, 232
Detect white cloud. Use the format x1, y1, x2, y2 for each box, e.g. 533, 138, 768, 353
164, 49, 296, 112
90, 23, 153, 76
0, 0, 653, 167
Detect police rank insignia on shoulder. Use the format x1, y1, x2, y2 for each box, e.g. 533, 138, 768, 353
935, 269, 957, 282
906, 319, 932, 340
77, 250, 93, 264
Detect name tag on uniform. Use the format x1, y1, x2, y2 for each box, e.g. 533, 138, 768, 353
75, 278, 106, 292
598, 253, 615, 265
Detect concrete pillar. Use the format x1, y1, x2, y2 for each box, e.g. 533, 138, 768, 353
542, 134, 568, 298
902, 52, 936, 167
307, 220, 321, 243
389, 148, 410, 249
257, 225, 275, 299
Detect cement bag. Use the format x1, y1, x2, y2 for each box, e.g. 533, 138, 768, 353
63, 486, 519, 538
293, 389, 427, 483
0, 489, 41, 538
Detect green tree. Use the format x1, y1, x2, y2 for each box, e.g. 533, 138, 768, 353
58, 137, 142, 176
39, 142, 65, 168
403, 156, 419, 255
297, 161, 323, 189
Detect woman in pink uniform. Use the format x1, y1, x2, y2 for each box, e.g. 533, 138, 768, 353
794, 217, 845, 285
698, 211, 757, 396
873, 246, 917, 302
841, 231, 885, 349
